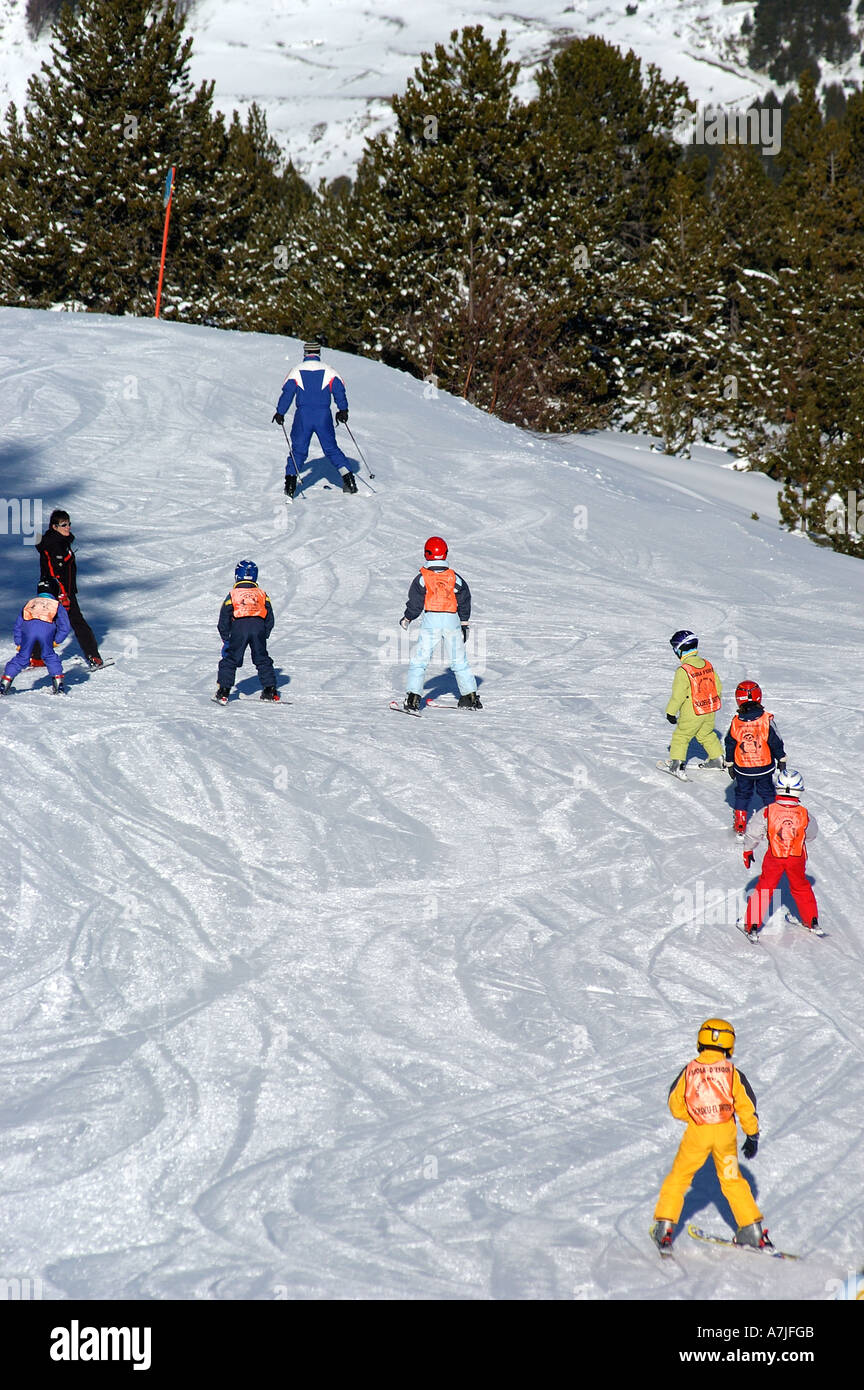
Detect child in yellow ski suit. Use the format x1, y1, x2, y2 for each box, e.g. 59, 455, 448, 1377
652, 1019, 772, 1252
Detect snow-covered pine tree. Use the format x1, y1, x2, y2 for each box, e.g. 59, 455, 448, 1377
708, 142, 783, 441
530, 36, 692, 429
615, 169, 730, 452
740, 74, 864, 549
335, 25, 576, 426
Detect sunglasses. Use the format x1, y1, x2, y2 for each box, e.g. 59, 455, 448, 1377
55, 521, 71, 528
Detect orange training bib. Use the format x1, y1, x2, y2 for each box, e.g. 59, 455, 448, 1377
731, 712, 772, 767
766, 801, 808, 858
420, 567, 458, 613
684, 1058, 735, 1124
230, 586, 267, 619
23, 596, 60, 622
681, 659, 721, 716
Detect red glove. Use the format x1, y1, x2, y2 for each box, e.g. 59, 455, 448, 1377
743, 850, 754, 869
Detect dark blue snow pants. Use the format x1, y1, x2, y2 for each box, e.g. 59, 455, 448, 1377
732, 770, 776, 813
218, 619, 276, 690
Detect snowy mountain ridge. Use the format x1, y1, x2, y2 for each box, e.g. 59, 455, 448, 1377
2, 0, 863, 183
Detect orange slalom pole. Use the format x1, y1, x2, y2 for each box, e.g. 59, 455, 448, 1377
155, 166, 176, 319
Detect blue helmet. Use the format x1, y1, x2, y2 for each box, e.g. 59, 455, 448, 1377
234, 559, 258, 583
670, 629, 698, 658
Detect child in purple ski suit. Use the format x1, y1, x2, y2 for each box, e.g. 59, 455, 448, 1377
1, 582, 71, 694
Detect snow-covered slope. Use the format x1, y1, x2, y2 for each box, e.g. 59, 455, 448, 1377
0, 306, 862, 1300
3, 1, 862, 183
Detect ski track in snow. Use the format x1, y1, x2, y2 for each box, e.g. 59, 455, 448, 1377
0, 307, 861, 1301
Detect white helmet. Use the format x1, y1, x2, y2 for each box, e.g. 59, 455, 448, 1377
773, 768, 804, 796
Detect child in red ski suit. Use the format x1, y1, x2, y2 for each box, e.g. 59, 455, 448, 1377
741, 769, 818, 935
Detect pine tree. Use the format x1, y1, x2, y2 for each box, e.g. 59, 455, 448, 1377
346, 27, 542, 410
616, 169, 729, 452
531, 36, 689, 255
708, 143, 783, 439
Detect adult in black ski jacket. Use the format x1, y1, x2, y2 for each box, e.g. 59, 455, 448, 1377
33, 510, 103, 666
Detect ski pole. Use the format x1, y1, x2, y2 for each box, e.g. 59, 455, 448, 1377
280, 420, 305, 500
338, 419, 375, 479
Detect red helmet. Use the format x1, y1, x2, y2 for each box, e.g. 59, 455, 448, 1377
424, 536, 448, 561
735, 680, 762, 706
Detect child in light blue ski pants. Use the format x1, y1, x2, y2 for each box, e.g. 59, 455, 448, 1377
406, 612, 477, 697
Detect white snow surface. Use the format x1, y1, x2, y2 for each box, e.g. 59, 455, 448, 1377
2, 0, 863, 183
0, 306, 862, 1301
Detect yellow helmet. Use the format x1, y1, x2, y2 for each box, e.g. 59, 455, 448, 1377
697, 1018, 736, 1055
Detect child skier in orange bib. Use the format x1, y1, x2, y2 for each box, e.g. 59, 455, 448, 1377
399, 536, 480, 712
659, 630, 723, 779
741, 768, 819, 936
652, 1019, 770, 1253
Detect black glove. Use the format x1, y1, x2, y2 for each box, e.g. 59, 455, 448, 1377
727, 763, 736, 780
666, 713, 677, 726
461, 624, 469, 643
777, 759, 787, 772
272, 412, 284, 425
335, 409, 349, 424
742, 1134, 758, 1159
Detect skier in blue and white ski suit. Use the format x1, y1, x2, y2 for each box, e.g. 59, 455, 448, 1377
273, 342, 356, 495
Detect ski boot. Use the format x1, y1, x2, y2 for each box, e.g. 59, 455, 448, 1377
52, 676, 65, 695
458, 691, 483, 709
260, 686, 281, 702
87, 655, 104, 669
214, 686, 230, 706
733, 808, 747, 836
341, 471, 358, 494
284, 474, 297, 499
699, 757, 724, 769
0, 675, 12, 695
651, 1219, 675, 1252
403, 692, 421, 712
734, 1221, 774, 1250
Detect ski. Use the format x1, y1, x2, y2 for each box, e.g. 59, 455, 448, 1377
72, 657, 115, 672
649, 1227, 676, 1262
390, 700, 421, 717
656, 759, 689, 782
237, 693, 290, 706
212, 694, 291, 706
425, 699, 484, 710
687, 1223, 798, 1261
785, 911, 827, 938
735, 920, 761, 944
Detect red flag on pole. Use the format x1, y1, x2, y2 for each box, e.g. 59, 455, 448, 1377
155, 166, 176, 319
